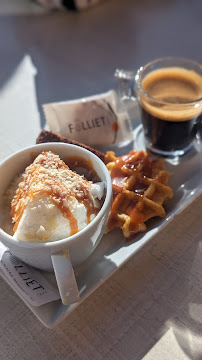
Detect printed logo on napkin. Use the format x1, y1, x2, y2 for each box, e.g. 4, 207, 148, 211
43, 90, 133, 146
0, 244, 60, 306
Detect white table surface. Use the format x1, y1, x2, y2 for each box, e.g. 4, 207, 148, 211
0, 1, 202, 359
1, 192, 202, 360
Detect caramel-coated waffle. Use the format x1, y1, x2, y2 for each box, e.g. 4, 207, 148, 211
105, 150, 173, 238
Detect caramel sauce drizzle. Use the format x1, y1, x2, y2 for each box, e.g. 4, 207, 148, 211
108, 150, 153, 234
11, 151, 100, 236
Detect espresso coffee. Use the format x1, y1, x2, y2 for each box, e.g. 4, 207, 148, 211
139, 67, 202, 154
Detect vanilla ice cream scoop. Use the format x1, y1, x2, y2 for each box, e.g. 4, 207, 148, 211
10, 151, 105, 242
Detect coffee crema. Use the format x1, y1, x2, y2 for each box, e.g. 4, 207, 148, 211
139, 67, 202, 154
141, 67, 202, 120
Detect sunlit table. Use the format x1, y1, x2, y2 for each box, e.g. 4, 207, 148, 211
0, 1, 202, 359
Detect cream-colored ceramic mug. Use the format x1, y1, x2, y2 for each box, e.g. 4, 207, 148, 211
0, 143, 112, 305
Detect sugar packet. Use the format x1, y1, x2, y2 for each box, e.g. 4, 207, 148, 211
43, 90, 133, 147
0, 242, 60, 306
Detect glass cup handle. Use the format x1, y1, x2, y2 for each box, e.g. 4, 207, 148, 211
114, 69, 137, 102
51, 249, 80, 305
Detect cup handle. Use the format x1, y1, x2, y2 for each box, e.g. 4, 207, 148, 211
114, 69, 136, 102
51, 249, 80, 305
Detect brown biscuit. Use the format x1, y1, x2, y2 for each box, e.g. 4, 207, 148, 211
36, 129, 105, 162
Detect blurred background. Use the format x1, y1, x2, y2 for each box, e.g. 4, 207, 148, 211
0, 0, 201, 125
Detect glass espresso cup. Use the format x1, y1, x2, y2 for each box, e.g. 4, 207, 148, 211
116, 57, 202, 156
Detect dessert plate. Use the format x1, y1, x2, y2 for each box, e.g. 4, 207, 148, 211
0, 125, 202, 328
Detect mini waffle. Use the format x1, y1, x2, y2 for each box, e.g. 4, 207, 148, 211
105, 150, 173, 238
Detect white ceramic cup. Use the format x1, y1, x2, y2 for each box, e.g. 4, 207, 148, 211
0, 143, 112, 304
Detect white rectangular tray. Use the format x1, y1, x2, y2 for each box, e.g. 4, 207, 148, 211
1, 124, 201, 328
